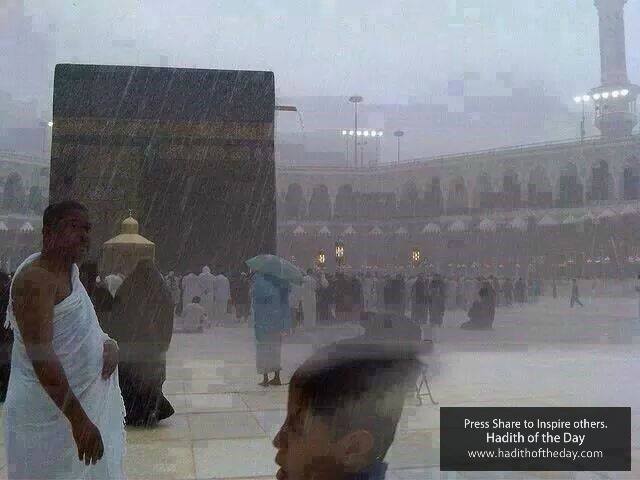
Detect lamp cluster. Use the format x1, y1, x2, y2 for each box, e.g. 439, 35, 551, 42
574, 89, 630, 103
341, 130, 384, 137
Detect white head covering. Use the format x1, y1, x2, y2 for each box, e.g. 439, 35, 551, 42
104, 274, 124, 298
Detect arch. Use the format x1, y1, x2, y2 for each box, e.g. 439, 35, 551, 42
527, 165, 552, 206
284, 183, 306, 219
475, 172, 493, 209
2, 171, 25, 213
447, 176, 468, 214
308, 184, 332, 220
502, 168, 522, 209
588, 160, 611, 202
399, 180, 420, 217
424, 177, 443, 216
622, 157, 640, 200
557, 162, 583, 208
334, 184, 357, 219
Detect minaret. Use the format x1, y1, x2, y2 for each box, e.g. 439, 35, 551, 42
590, 0, 638, 137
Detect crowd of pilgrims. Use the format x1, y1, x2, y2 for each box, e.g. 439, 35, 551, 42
159, 267, 547, 332
294, 271, 545, 330
0, 261, 547, 426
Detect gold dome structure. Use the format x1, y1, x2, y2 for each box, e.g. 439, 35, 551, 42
101, 215, 155, 276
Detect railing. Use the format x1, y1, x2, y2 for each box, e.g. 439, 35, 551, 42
277, 133, 640, 173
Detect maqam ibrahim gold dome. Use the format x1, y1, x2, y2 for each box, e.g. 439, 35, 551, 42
101, 215, 155, 276
104, 216, 154, 246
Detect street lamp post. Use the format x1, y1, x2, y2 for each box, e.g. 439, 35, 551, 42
349, 96, 363, 168
375, 131, 383, 166
573, 95, 590, 142
341, 130, 349, 166
393, 130, 404, 164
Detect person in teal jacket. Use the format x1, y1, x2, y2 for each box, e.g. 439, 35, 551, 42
252, 273, 291, 386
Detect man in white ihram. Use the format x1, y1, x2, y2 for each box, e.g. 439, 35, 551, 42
181, 271, 201, 315
213, 270, 230, 325
198, 266, 215, 328
4, 201, 126, 479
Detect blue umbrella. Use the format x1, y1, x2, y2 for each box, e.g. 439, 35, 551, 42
246, 254, 304, 284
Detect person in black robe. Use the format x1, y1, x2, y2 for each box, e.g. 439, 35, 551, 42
483, 279, 497, 326
490, 275, 501, 307
324, 274, 337, 324
383, 275, 393, 311
428, 274, 446, 327
411, 274, 428, 324
514, 277, 526, 304
233, 272, 252, 322
334, 273, 353, 323
0, 271, 12, 401
387, 274, 405, 315
502, 277, 513, 306
461, 285, 493, 329
316, 273, 331, 324
107, 259, 175, 427
351, 274, 363, 322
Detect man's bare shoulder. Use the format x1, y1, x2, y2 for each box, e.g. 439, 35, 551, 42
12, 263, 57, 299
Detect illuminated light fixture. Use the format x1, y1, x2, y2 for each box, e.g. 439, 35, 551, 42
602, 92, 610, 99
317, 249, 326, 268
582, 95, 590, 102
335, 241, 345, 266
363, 130, 369, 137
621, 89, 629, 96
342, 130, 347, 136
370, 130, 377, 136
47, 121, 54, 127
592, 93, 601, 100
378, 131, 384, 137
349, 130, 355, 136
612, 90, 620, 98
574, 96, 582, 103
411, 248, 421, 266
356, 130, 362, 136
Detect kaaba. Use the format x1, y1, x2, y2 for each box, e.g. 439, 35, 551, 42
50, 64, 276, 273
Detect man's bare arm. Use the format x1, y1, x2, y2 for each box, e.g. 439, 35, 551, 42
11, 267, 89, 426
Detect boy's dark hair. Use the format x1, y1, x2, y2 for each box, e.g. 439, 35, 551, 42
192, 296, 201, 303
290, 340, 422, 461
43, 201, 88, 229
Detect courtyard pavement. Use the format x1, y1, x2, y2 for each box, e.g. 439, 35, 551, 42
1, 295, 639, 479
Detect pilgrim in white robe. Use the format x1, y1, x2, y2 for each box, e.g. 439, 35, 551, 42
4, 253, 126, 480
181, 301, 207, 333
181, 273, 201, 313
197, 267, 216, 326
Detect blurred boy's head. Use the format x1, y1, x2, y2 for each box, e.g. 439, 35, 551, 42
192, 296, 201, 304
273, 342, 421, 480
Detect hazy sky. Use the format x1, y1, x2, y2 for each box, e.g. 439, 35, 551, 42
23, 0, 640, 106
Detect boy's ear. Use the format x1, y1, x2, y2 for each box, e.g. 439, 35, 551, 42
336, 429, 376, 472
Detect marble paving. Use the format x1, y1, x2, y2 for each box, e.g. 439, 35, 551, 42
2, 296, 639, 479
